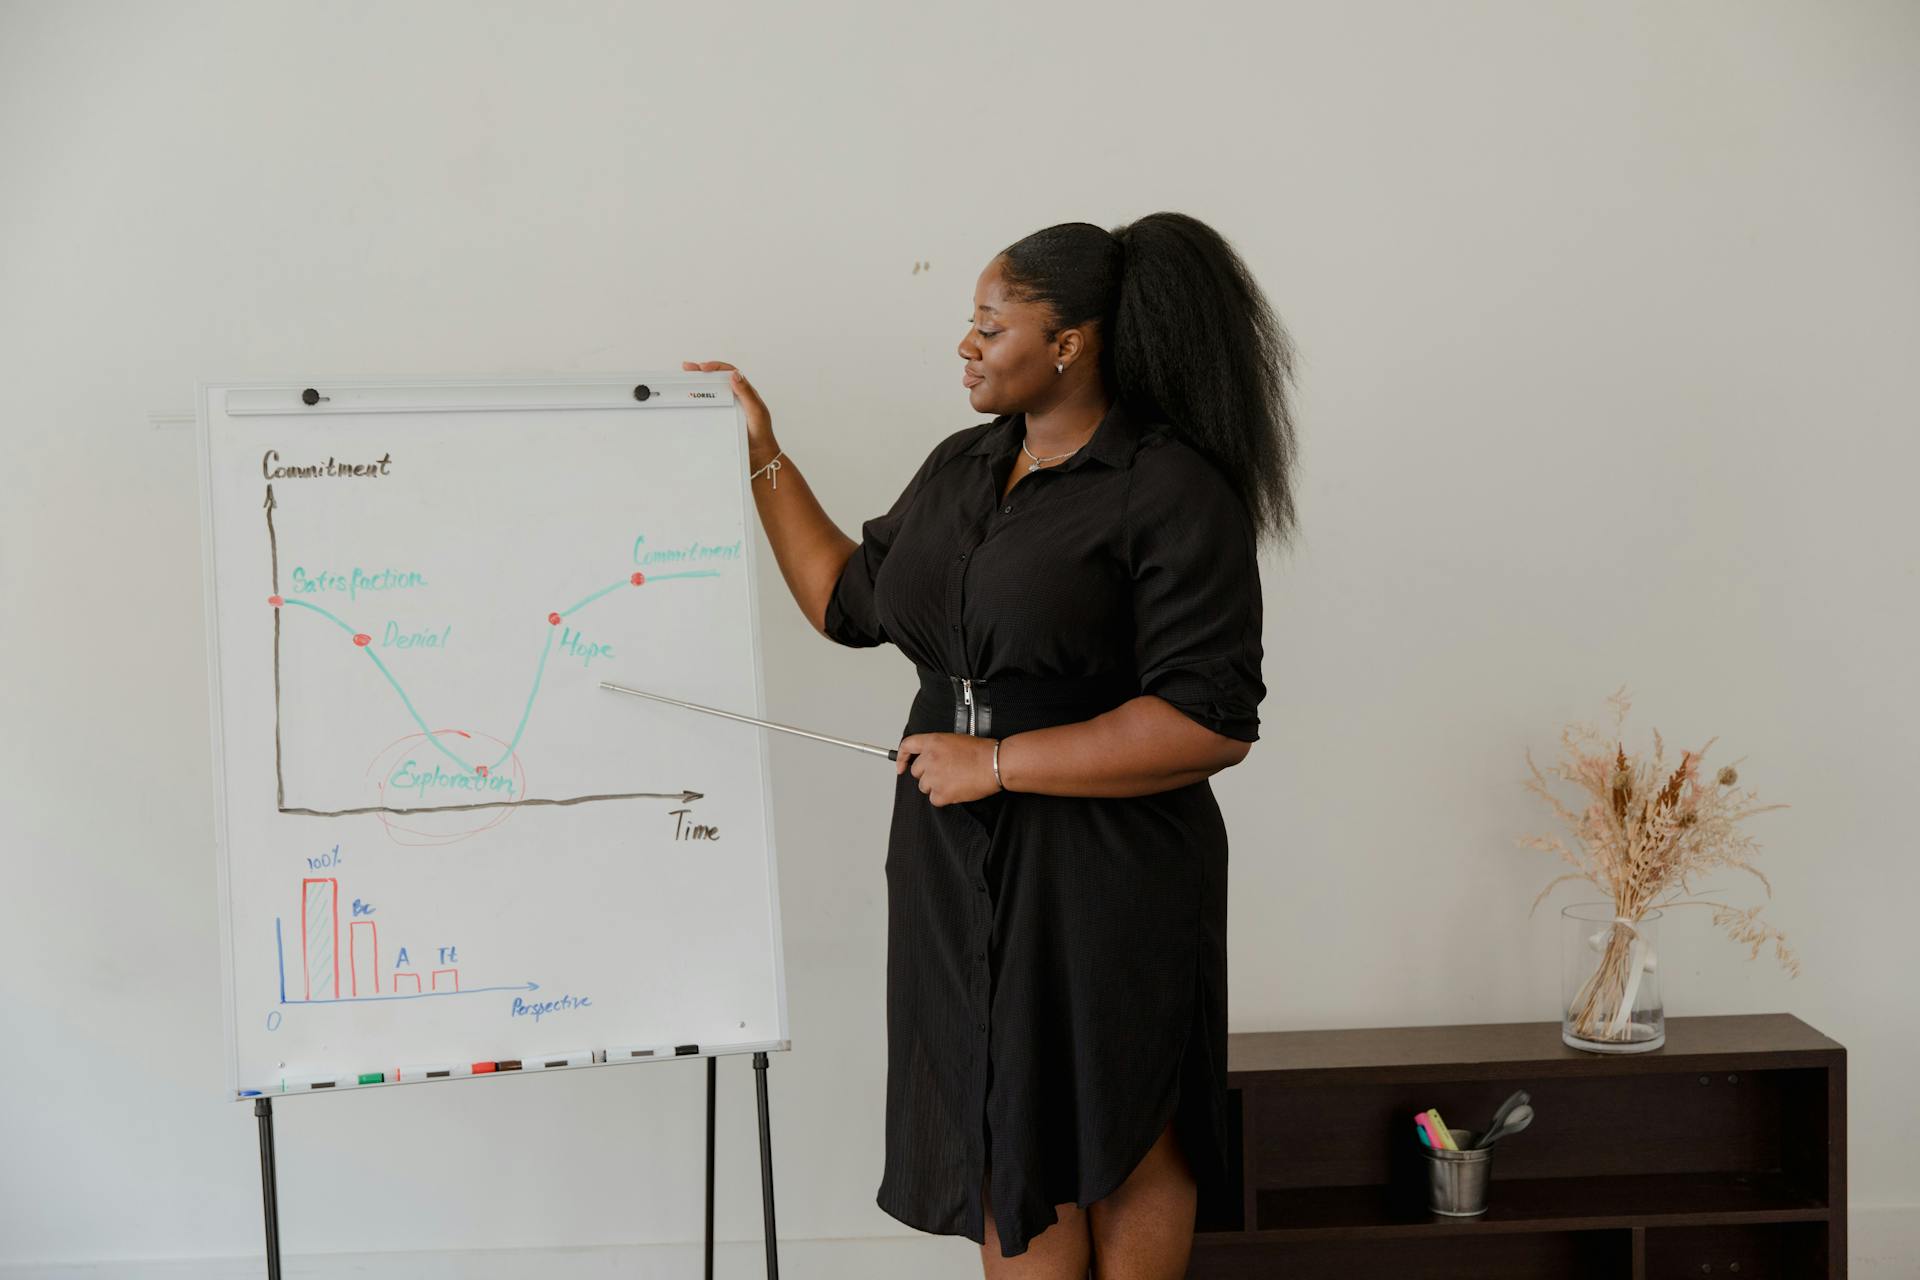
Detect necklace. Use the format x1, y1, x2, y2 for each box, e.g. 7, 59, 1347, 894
1020, 435, 1083, 473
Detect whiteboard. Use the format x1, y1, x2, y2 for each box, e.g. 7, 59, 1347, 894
197, 374, 789, 1099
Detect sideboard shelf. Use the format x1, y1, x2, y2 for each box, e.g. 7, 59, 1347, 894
1189, 1013, 1846, 1279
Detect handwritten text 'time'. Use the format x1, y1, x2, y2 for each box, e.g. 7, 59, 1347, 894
669, 809, 720, 841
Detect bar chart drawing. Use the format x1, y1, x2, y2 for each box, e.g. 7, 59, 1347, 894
276, 876, 533, 1006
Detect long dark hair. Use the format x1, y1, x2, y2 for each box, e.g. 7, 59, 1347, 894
997, 212, 1299, 549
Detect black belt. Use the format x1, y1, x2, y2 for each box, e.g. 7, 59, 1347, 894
910, 666, 1138, 739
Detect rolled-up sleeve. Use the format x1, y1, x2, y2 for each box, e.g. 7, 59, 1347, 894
1125, 446, 1266, 742
822, 425, 978, 648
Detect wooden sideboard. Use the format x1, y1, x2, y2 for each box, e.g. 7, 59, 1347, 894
1188, 1013, 1846, 1278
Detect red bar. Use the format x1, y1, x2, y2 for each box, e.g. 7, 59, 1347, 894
391, 971, 422, 994
431, 968, 460, 992
349, 920, 380, 996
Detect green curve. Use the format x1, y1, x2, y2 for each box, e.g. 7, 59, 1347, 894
277, 568, 723, 777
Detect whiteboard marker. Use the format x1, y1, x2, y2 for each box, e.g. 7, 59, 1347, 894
606, 1045, 666, 1062
526, 1051, 593, 1071
394, 1064, 458, 1082
278, 1074, 357, 1092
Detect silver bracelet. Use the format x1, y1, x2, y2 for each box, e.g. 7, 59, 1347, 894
992, 737, 1004, 791
748, 450, 786, 489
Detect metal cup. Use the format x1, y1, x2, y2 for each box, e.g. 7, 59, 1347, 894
1424, 1128, 1490, 1216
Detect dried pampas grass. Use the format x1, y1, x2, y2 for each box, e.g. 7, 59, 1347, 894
1519, 686, 1802, 993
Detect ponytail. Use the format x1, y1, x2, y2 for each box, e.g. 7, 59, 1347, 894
998, 212, 1299, 549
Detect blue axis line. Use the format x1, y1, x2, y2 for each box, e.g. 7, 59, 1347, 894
277, 570, 722, 778
283, 983, 540, 1005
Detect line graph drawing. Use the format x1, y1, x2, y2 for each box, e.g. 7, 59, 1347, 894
264, 484, 710, 823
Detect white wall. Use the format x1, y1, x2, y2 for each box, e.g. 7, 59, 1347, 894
3, 0, 1915, 1274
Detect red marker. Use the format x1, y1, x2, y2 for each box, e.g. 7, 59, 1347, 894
470, 1061, 497, 1075
353, 633, 371, 647
267, 595, 284, 607
548, 612, 562, 625
630, 572, 646, 586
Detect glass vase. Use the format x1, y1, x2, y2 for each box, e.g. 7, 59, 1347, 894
1560, 902, 1665, 1053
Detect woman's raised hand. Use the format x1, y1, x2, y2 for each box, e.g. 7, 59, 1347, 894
683, 360, 850, 636
681, 360, 774, 458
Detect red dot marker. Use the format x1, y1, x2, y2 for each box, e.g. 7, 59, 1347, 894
548, 611, 562, 625
476, 765, 489, 778
630, 572, 646, 586
353, 633, 371, 647
267, 595, 284, 607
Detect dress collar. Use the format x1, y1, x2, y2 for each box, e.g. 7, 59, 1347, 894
964, 397, 1151, 472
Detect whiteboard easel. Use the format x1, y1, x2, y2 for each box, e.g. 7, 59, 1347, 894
197, 373, 791, 1277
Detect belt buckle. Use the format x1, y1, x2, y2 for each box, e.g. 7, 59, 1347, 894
947, 675, 993, 737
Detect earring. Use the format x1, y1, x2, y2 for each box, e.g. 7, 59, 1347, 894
1055, 363, 1064, 374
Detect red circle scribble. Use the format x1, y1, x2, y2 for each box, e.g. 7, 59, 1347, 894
547, 612, 562, 625
268, 595, 284, 607
630, 572, 646, 586
363, 728, 528, 847
353, 633, 372, 647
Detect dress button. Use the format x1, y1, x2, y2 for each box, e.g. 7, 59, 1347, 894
1002, 505, 1012, 514
977, 1021, 988, 1032
949, 623, 959, 631
975, 880, 987, 892
958, 552, 967, 560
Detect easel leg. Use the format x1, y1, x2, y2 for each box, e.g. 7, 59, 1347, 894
253, 1097, 283, 1280
705, 1055, 717, 1280
754, 1051, 780, 1279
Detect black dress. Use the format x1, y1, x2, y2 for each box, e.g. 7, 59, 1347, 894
822, 395, 1265, 1258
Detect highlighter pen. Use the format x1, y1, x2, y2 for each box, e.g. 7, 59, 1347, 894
1426, 1108, 1458, 1150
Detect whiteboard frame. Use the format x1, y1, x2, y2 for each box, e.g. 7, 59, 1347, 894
196, 371, 792, 1100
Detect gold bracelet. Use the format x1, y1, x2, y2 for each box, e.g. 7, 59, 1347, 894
748, 450, 786, 489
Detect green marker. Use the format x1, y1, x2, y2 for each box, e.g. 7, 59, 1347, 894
357, 1072, 386, 1085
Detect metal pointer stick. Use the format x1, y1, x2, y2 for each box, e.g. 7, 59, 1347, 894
600, 680, 900, 761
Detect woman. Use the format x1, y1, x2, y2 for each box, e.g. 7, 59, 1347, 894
684, 211, 1297, 1278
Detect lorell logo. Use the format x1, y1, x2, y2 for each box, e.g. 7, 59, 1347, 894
686, 390, 717, 399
